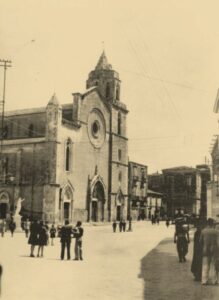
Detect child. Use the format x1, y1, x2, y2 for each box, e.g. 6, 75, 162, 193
50, 224, 56, 246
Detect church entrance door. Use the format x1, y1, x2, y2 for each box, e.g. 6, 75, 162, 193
0, 192, 9, 219
91, 201, 97, 222
0, 203, 7, 219
60, 185, 73, 223
116, 206, 121, 221
91, 181, 105, 222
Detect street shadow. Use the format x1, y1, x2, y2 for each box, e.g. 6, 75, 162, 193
19, 255, 32, 258
139, 238, 219, 300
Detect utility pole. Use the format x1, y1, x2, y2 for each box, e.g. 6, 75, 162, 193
0, 59, 12, 155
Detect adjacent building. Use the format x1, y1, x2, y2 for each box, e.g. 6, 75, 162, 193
128, 162, 148, 220
207, 89, 219, 222
0, 51, 129, 223
162, 166, 201, 217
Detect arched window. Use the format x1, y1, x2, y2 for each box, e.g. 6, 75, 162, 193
106, 82, 110, 98
118, 112, 121, 135
28, 124, 34, 137
116, 86, 120, 100
65, 139, 72, 171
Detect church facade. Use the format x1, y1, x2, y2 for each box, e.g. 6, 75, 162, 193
0, 52, 129, 223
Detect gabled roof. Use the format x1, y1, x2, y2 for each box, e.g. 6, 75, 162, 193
95, 51, 112, 71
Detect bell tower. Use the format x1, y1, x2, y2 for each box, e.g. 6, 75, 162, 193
86, 51, 121, 103
86, 51, 129, 222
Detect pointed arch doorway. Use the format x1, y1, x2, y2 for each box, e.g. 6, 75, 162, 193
60, 184, 74, 223
0, 192, 10, 219
91, 181, 105, 222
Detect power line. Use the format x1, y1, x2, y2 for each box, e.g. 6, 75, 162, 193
120, 68, 211, 94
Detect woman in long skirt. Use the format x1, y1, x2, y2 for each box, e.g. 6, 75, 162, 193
28, 220, 40, 257
37, 221, 48, 257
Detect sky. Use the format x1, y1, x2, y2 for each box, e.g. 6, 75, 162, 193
0, 0, 219, 173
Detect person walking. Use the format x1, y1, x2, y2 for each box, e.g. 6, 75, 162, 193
128, 216, 132, 232
8, 219, 16, 237
28, 219, 40, 257
50, 224, 56, 246
122, 220, 126, 232
200, 218, 219, 285
0, 264, 2, 297
166, 218, 170, 228
119, 220, 123, 232
174, 218, 190, 263
37, 221, 48, 257
24, 219, 30, 238
112, 221, 117, 233
0, 220, 6, 237
191, 222, 203, 281
72, 221, 84, 261
60, 220, 72, 260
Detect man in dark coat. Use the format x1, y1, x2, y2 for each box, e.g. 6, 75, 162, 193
9, 219, 16, 237
191, 223, 203, 281
60, 220, 72, 260
174, 218, 190, 262
72, 221, 84, 261
0, 264, 2, 296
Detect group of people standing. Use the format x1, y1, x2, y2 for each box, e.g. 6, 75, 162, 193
174, 216, 219, 285
112, 220, 127, 232
151, 215, 160, 225
191, 218, 219, 285
0, 218, 16, 237
60, 220, 83, 260
28, 219, 83, 261
28, 220, 50, 257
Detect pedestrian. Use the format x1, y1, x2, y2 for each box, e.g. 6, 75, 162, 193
119, 220, 123, 232
174, 218, 190, 263
166, 218, 170, 228
200, 218, 219, 285
8, 218, 16, 237
60, 220, 72, 260
0, 264, 2, 297
37, 221, 49, 257
28, 219, 40, 257
122, 219, 126, 232
128, 216, 132, 232
112, 220, 117, 233
50, 223, 56, 245
72, 221, 84, 261
24, 219, 30, 238
156, 217, 160, 225
191, 222, 203, 281
0, 220, 6, 237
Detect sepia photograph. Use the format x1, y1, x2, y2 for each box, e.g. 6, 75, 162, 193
0, 0, 219, 299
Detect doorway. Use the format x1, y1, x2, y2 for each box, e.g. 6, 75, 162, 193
116, 206, 121, 221
63, 202, 70, 221
91, 181, 105, 222
91, 201, 98, 222
0, 203, 7, 219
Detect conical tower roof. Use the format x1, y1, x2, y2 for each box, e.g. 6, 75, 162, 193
48, 93, 59, 106
95, 51, 112, 71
